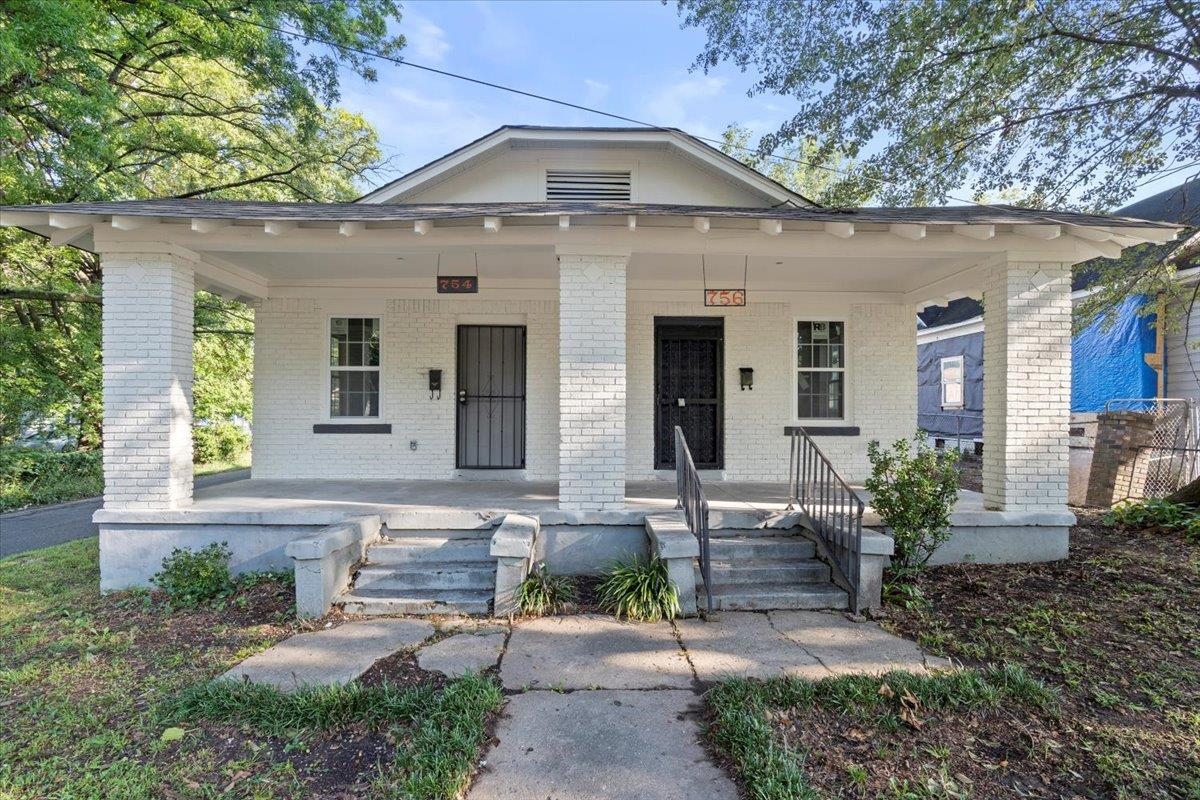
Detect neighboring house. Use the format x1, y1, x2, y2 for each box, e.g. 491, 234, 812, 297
917, 181, 1200, 451
0, 125, 1179, 615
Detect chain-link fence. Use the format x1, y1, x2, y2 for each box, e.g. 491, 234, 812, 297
1103, 398, 1200, 498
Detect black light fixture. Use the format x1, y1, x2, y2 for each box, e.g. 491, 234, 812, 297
739, 367, 754, 391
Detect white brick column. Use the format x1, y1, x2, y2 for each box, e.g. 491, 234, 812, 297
982, 259, 1072, 511
101, 251, 195, 509
558, 249, 629, 511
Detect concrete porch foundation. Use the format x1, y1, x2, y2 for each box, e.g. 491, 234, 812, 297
94, 477, 1074, 589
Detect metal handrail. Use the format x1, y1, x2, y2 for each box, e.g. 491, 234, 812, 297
786, 428, 865, 614
674, 426, 712, 614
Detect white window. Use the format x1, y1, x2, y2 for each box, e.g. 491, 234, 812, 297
329, 317, 380, 418
796, 321, 845, 419
940, 355, 964, 409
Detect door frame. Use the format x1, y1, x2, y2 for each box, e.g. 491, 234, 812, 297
455, 324, 528, 470
653, 316, 724, 470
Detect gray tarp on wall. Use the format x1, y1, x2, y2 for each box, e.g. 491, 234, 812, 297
917, 330, 983, 438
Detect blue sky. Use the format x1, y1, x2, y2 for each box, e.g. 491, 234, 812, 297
338, 0, 792, 191
336, 0, 1174, 207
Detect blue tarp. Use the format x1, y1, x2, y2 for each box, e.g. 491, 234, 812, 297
1071, 294, 1157, 412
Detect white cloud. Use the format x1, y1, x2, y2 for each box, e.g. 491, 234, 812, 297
583, 79, 610, 106
641, 75, 728, 139
404, 12, 450, 65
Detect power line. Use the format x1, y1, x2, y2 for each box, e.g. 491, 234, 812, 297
199, 9, 1143, 224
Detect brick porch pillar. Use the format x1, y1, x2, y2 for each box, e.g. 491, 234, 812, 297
982, 259, 1072, 511
557, 247, 630, 511
100, 249, 195, 509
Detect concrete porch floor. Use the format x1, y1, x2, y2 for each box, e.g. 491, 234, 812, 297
94, 475, 1005, 528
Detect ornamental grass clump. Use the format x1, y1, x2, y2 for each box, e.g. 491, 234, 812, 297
516, 562, 577, 616
865, 434, 959, 570
597, 555, 680, 622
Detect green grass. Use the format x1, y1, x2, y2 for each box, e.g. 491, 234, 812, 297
172, 675, 503, 798
194, 450, 251, 477
516, 562, 577, 616
0, 538, 500, 799
705, 666, 1057, 800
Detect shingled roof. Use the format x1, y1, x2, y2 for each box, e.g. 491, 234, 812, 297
0, 199, 1178, 228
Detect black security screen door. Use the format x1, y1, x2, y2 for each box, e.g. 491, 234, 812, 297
655, 318, 724, 469
457, 325, 526, 469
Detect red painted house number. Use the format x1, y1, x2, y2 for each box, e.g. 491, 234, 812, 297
704, 289, 746, 307
437, 276, 478, 293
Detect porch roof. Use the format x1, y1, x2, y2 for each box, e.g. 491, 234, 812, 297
0, 198, 1180, 232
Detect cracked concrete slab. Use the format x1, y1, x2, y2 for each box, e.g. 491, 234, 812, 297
502, 614, 692, 690
220, 618, 434, 691
466, 689, 737, 800
417, 630, 507, 676
768, 610, 945, 675
676, 612, 828, 682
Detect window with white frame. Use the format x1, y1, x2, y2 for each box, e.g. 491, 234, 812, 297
329, 317, 380, 418
796, 321, 845, 419
940, 355, 964, 409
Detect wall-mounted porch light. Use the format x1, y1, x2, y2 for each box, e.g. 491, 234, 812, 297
739, 367, 754, 391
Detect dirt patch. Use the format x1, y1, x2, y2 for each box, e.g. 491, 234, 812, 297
707, 512, 1200, 798
954, 451, 982, 492
872, 512, 1200, 797
359, 648, 448, 690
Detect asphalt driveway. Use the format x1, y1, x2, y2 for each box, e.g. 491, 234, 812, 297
0, 469, 250, 558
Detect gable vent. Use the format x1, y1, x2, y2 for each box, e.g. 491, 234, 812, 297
546, 170, 632, 201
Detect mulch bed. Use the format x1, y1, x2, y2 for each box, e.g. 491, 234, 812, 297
742, 512, 1200, 798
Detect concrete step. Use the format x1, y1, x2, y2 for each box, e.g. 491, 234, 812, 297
340, 588, 492, 616
697, 558, 830, 588
354, 564, 495, 592
366, 538, 492, 565
706, 536, 816, 561
701, 583, 848, 611
383, 528, 494, 541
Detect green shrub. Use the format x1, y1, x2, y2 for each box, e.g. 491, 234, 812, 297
597, 555, 681, 622
0, 446, 103, 510
192, 422, 250, 464
1105, 498, 1200, 541
865, 434, 960, 569
153, 542, 233, 606
517, 562, 577, 616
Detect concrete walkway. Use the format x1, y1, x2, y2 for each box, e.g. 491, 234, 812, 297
222, 610, 945, 798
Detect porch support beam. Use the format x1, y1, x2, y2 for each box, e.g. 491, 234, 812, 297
338, 221, 365, 237
99, 248, 195, 512
413, 220, 432, 235
889, 223, 925, 241
557, 246, 630, 511
111, 214, 154, 231
982, 257, 1072, 515
824, 221, 855, 238
191, 218, 230, 234
759, 219, 782, 236
264, 220, 297, 236
954, 224, 995, 240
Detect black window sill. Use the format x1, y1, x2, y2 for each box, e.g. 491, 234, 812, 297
313, 423, 392, 434
784, 425, 860, 437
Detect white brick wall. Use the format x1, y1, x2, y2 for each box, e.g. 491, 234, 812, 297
627, 301, 915, 483
251, 289, 915, 489
558, 254, 628, 510
982, 260, 1073, 511
101, 252, 195, 509
252, 297, 558, 479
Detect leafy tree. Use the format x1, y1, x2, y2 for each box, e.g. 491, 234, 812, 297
718, 124, 854, 205
679, 0, 1198, 210
0, 0, 404, 447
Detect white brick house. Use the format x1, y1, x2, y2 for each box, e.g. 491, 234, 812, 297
1, 126, 1179, 613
